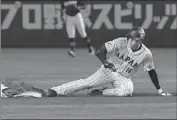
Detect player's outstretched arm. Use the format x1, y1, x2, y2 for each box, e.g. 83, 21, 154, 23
148, 69, 172, 96
95, 45, 116, 72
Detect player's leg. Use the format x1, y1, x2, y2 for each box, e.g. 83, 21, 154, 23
102, 78, 134, 96
90, 73, 134, 96
75, 13, 94, 55
66, 16, 76, 57
45, 66, 113, 97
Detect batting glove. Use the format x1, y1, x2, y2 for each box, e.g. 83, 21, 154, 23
158, 88, 172, 96
104, 61, 116, 72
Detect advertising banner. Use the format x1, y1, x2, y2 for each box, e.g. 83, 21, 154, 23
1, 1, 177, 47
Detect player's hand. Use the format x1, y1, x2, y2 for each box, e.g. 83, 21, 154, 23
104, 61, 116, 72
158, 89, 172, 96
61, 15, 66, 23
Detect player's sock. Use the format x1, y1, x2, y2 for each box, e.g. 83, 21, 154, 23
84, 37, 94, 54
68, 38, 76, 57
69, 38, 76, 51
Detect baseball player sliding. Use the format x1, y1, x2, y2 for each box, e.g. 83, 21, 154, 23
1, 27, 171, 98
61, 0, 94, 57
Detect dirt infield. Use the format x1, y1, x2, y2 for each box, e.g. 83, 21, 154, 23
0, 48, 176, 119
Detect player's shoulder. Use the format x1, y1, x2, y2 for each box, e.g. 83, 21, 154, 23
142, 44, 153, 56
112, 37, 128, 45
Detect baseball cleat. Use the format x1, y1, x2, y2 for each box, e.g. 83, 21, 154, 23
127, 93, 132, 97
89, 87, 108, 96
89, 89, 103, 96
68, 50, 76, 57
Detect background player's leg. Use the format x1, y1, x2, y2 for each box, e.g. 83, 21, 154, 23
50, 66, 113, 96
68, 38, 76, 57
83, 37, 95, 55
66, 16, 76, 57
102, 76, 134, 96
75, 13, 94, 55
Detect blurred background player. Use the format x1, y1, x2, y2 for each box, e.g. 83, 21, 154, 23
61, 0, 94, 57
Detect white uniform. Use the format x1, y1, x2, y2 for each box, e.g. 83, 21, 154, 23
51, 37, 154, 96
65, 12, 87, 38
62, 0, 87, 38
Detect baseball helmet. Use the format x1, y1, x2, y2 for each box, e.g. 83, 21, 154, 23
126, 27, 145, 41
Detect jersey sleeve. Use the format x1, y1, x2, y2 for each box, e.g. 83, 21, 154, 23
105, 37, 126, 52
143, 51, 155, 71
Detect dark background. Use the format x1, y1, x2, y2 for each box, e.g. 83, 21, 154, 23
1, 0, 177, 48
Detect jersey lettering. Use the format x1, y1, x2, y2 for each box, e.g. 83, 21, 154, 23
116, 52, 138, 68
106, 37, 154, 78
64, 1, 77, 7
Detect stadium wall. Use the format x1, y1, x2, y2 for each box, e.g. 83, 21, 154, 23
1, 1, 177, 48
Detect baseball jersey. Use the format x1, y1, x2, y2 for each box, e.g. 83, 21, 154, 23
105, 37, 154, 78
61, 0, 84, 16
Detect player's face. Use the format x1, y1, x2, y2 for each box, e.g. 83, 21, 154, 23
129, 38, 142, 49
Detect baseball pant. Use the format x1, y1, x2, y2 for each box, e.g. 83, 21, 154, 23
51, 65, 134, 96
66, 13, 87, 38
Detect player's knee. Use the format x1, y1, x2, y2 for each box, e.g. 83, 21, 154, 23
44, 89, 57, 97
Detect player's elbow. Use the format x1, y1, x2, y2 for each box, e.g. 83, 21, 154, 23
95, 45, 107, 57
148, 69, 156, 73
95, 48, 101, 57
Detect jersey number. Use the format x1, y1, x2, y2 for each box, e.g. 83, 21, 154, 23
126, 68, 132, 73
